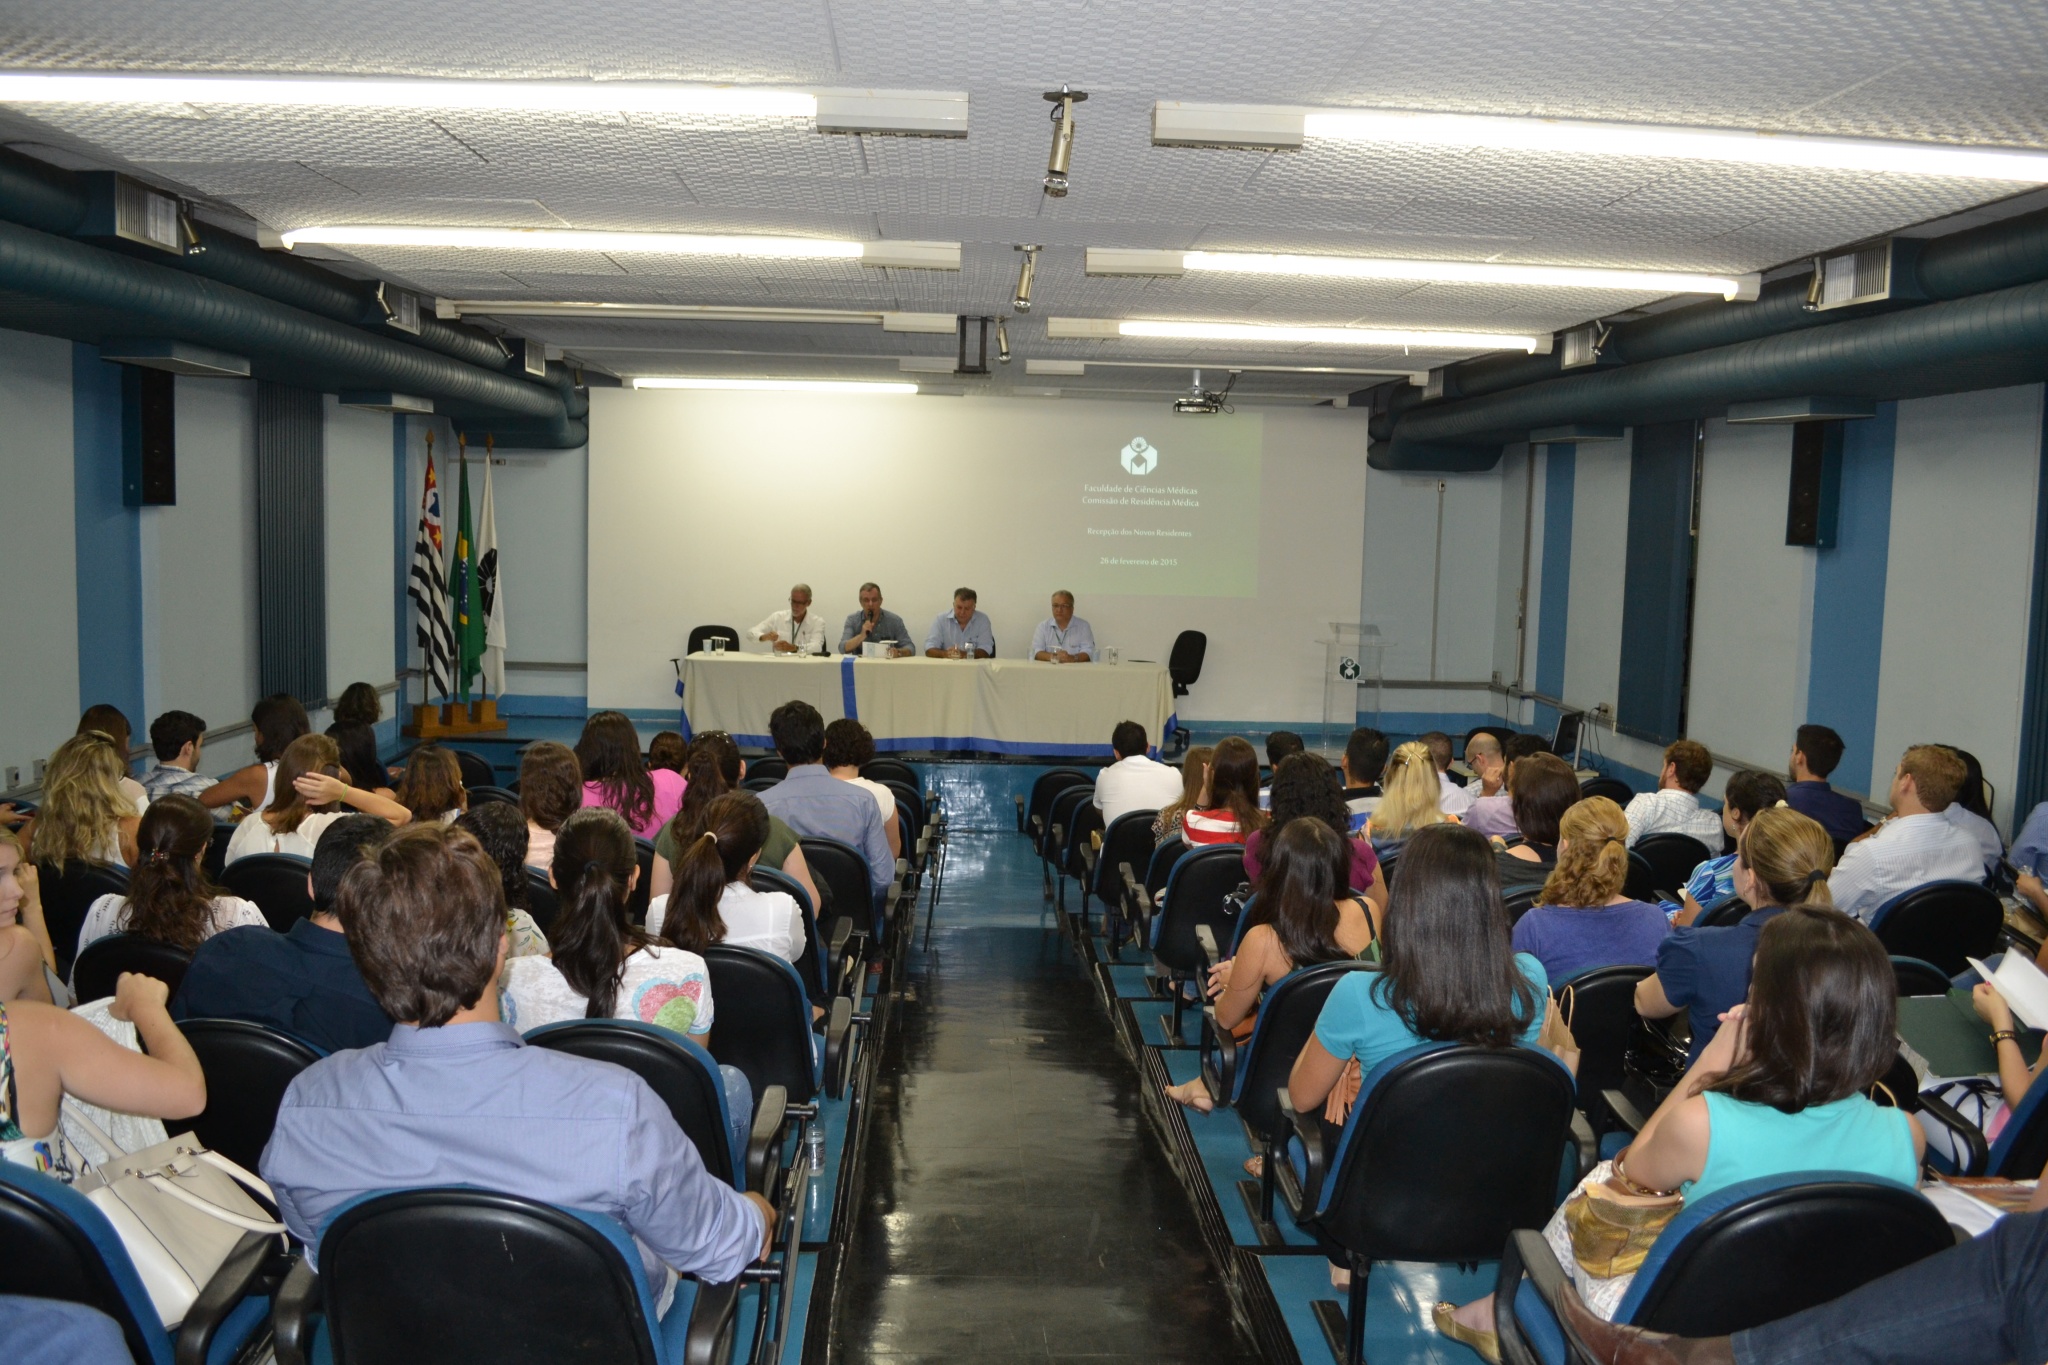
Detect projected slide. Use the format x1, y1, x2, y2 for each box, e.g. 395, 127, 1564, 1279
1072, 414, 1262, 597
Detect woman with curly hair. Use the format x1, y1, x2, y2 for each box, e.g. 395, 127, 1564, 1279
1242, 753, 1385, 905
26, 731, 141, 868
1511, 795, 1668, 981
75, 795, 266, 966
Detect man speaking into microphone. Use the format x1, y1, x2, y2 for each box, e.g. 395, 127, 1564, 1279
839, 582, 915, 657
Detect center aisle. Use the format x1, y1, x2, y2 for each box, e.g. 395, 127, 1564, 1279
830, 829, 1262, 1364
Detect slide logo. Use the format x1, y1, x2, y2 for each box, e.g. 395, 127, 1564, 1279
1120, 436, 1159, 476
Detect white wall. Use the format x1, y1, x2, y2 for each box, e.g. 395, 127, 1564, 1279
325, 397, 397, 702
0, 330, 78, 789
493, 443, 588, 702
1563, 434, 1631, 718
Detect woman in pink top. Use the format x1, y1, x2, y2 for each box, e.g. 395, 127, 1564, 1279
575, 712, 685, 841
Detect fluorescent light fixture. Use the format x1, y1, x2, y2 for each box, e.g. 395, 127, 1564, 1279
278, 225, 960, 269
814, 90, 969, 137
1026, 359, 1087, 376
1049, 317, 1546, 353
630, 377, 918, 394
1086, 245, 1757, 300
0, 72, 815, 117
436, 300, 958, 333
1152, 101, 1307, 150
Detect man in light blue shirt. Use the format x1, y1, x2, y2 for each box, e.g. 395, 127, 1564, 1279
1029, 591, 1096, 663
261, 824, 771, 1308
924, 587, 996, 659
757, 700, 894, 894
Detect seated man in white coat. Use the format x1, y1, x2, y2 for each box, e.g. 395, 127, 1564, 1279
1830, 743, 1988, 922
752, 584, 828, 655
1030, 591, 1096, 664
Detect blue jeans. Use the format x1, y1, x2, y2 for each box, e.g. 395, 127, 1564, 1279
718, 1064, 753, 1170
1735, 1210, 2048, 1365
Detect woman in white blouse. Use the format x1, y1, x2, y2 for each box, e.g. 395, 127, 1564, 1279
652, 790, 806, 965
75, 795, 267, 971
223, 733, 410, 865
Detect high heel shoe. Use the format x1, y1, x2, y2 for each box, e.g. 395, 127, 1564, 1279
1433, 1301, 1500, 1364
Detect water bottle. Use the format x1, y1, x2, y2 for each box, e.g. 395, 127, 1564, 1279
804, 1123, 826, 1175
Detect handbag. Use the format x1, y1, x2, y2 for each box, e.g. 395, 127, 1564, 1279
1544, 987, 1585, 1075
1559, 1157, 1683, 1278
65, 1103, 287, 1328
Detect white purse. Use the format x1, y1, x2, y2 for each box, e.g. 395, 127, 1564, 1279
66, 1104, 287, 1328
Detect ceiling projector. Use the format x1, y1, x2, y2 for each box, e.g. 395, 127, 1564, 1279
1172, 367, 1239, 415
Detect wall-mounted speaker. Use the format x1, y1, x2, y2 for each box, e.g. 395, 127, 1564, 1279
1785, 420, 1842, 548
122, 366, 176, 506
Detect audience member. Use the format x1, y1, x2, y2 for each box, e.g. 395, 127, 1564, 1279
224, 733, 409, 863
1441, 905, 1920, 1347
518, 740, 581, 871
1947, 966, 2048, 1169
1502, 732, 1551, 765
76, 704, 148, 813
1, 970, 205, 1180
1672, 769, 1787, 925
1513, 796, 1668, 981
1783, 722, 1870, 845
140, 710, 212, 801
1183, 737, 1267, 846
839, 582, 915, 657
1339, 727, 1389, 832
1242, 753, 1384, 904
76, 795, 265, 965
170, 814, 394, 1052
1094, 721, 1182, 825
2011, 798, 2048, 879
648, 730, 688, 773
1165, 819, 1376, 1112
325, 723, 395, 799
392, 745, 467, 825
759, 702, 891, 895
199, 693, 311, 812
1622, 739, 1724, 847
924, 587, 995, 659
1419, 731, 1474, 818
653, 791, 805, 964
823, 718, 902, 861
752, 582, 829, 655
1460, 732, 1514, 837
1637, 806, 1834, 1065
331, 681, 383, 728
1492, 754, 1582, 902
0, 1295, 132, 1365
576, 710, 683, 840
1941, 745, 2004, 875
455, 803, 551, 959
651, 731, 818, 910
1828, 743, 1985, 922
1030, 590, 1096, 663
26, 731, 141, 868
1365, 740, 1451, 855
0, 829, 53, 1002
1258, 731, 1304, 807
1153, 746, 1213, 840
261, 822, 771, 1306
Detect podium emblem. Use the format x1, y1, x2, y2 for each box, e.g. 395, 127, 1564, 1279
1120, 436, 1158, 475
1338, 656, 1360, 680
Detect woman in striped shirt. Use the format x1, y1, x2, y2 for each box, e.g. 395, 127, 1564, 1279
1182, 737, 1269, 846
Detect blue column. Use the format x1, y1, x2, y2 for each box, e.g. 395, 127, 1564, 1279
1805, 402, 1896, 798
71, 344, 144, 729
2013, 397, 2048, 824
1534, 444, 1575, 711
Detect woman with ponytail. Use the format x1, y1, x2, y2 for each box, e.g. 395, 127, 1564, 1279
75, 795, 266, 967
1512, 796, 1669, 981
648, 731, 819, 911
648, 791, 805, 964
1638, 805, 1835, 1064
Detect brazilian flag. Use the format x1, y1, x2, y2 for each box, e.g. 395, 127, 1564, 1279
450, 450, 485, 701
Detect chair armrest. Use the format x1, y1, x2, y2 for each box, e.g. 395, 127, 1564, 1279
824, 995, 855, 1100
1916, 1090, 1991, 1176
1494, 1228, 1574, 1365
1194, 924, 1220, 971
1014, 794, 1027, 832
747, 1084, 790, 1195
1569, 1111, 1598, 1182
1200, 1005, 1239, 1105
1600, 1088, 1648, 1136
684, 1277, 741, 1365
828, 915, 854, 959
829, 916, 864, 995
1278, 1087, 1327, 1213
175, 1231, 279, 1365
272, 1255, 322, 1365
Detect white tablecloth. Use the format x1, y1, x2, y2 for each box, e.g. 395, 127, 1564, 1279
678, 653, 1176, 757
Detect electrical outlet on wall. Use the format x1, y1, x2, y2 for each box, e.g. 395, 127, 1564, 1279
1591, 702, 1615, 728
3, 767, 17, 790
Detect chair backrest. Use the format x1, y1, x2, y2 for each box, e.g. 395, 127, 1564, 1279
1579, 775, 1634, 805
1632, 834, 1714, 896
1622, 849, 1659, 904
465, 784, 519, 807
218, 852, 317, 932
1095, 811, 1158, 904
1888, 955, 1954, 997
71, 933, 193, 1004
881, 779, 925, 835
687, 624, 741, 654
739, 774, 781, 794
204, 823, 234, 881
1062, 799, 1104, 880
448, 748, 497, 790
629, 839, 655, 926
1869, 879, 2003, 977
0, 1163, 168, 1365
1153, 844, 1249, 974
749, 865, 827, 1002
1695, 896, 1751, 928
317, 1188, 664, 1365
798, 836, 877, 937
526, 1020, 739, 1186
1987, 1058, 2048, 1178
746, 756, 789, 781
701, 944, 817, 1104
1233, 961, 1374, 1134
1315, 1044, 1575, 1263
1554, 964, 1655, 1118
1502, 883, 1543, 924
36, 860, 131, 981
1168, 630, 1207, 691
862, 758, 918, 789
524, 867, 561, 936
1025, 769, 1093, 838
1618, 1174, 1953, 1335
1143, 833, 1187, 901
178, 1018, 325, 1172
1043, 785, 1090, 862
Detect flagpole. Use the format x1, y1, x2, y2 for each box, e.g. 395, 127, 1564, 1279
420, 428, 433, 718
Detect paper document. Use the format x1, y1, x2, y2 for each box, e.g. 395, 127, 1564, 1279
1968, 953, 2048, 1032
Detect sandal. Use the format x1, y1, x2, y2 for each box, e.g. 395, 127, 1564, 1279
1432, 1302, 1500, 1364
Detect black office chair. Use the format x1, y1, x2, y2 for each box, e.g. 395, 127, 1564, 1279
747, 756, 789, 781
1284, 1043, 1577, 1365
861, 758, 918, 789
1695, 896, 1751, 928
1622, 849, 1660, 903
1869, 880, 2003, 977
1018, 767, 1092, 838
1127, 832, 1188, 946
36, 860, 130, 982
750, 864, 850, 1004
1890, 954, 1954, 997
179, 1019, 325, 1172
1579, 775, 1634, 805
465, 784, 519, 807
1168, 630, 1207, 698
204, 821, 235, 881
1502, 882, 1544, 924
1058, 798, 1105, 923
1499, 1176, 1954, 1361
524, 866, 561, 936
1631, 833, 1714, 898
448, 748, 497, 790
702, 943, 853, 1105
629, 838, 655, 926
70, 933, 192, 1004
1152, 844, 1251, 1039
686, 624, 741, 655
219, 852, 318, 932
273, 1188, 736, 1365
740, 774, 782, 794
1094, 811, 1158, 948
799, 836, 882, 943
1555, 964, 1656, 1137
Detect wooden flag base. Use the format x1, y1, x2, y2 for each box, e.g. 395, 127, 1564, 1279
403, 700, 509, 738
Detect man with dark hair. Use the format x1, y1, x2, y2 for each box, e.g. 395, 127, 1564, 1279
1784, 723, 1869, 844
1260, 731, 1306, 808
1419, 730, 1474, 817
1340, 727, 1389, 833
839, 582, 915, 657
141, 710, 212, 801
822, 719, 902, 860
760, 700, 891, 894
262, 823, 771, 1311
170, 813, 394, 1052
924, 587, 995, 659
1622, 738, 1725, 847
1829, 744, 1986, 922
1094, 721, 1181, 825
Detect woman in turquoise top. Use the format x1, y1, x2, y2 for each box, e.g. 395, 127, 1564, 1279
1290, 823, 1551, 1122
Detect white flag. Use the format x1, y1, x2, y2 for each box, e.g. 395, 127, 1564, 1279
477, 453, 508, 697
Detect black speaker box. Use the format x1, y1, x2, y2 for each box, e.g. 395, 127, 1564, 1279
122, 366, 176, 507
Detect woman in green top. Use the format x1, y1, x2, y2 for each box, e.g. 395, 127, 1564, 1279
649, 731, 819, 913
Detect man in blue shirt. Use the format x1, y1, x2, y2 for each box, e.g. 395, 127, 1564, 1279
1029, 591, 1095, 663
171, 813, 394, 1052
1783, 723, 1871, 844
758, 700, 893, 896
261, 823, 770, 1307
839, 582, 916, 656
923, 587, 996, 658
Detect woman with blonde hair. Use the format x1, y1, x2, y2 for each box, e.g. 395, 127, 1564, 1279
1365, 740, 1452, 854
1511, 796, 1667, 981
25, 731, 140, 868
1153, 746, 1212, 840
224, 733, 409, 864
0, 828, 55, 1002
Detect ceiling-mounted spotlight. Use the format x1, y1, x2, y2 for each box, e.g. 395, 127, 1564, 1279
1042, 85, 1088, 196
996, 318, 1012, 363
1013, 244, 1041, 313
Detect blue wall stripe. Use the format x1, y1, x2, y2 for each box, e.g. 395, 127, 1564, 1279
1535, 445, 1575, 701
1805, 402, 1896, 798
71, 344, 144, 730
